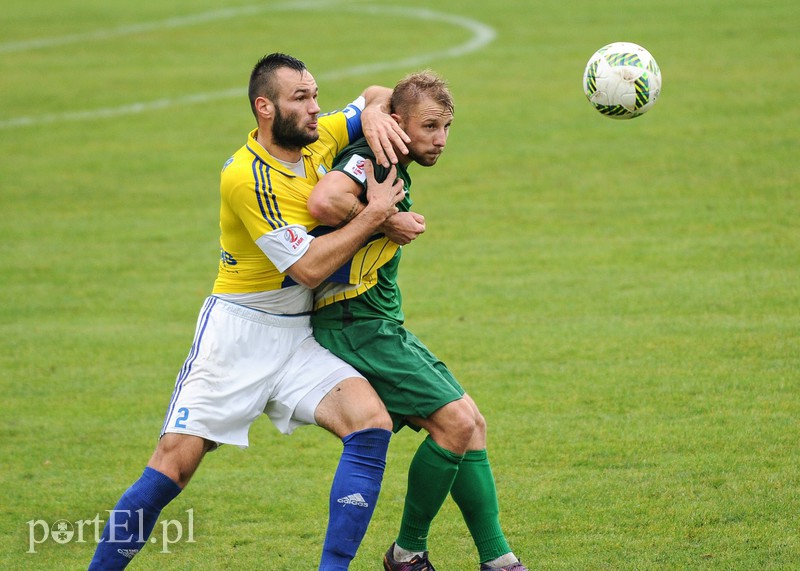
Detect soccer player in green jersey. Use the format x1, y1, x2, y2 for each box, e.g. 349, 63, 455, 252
308, 71, 527, 571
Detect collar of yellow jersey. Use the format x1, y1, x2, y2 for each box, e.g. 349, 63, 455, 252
246, 128, 311, 177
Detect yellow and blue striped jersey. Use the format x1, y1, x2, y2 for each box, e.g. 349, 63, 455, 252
212, 102, 362, 294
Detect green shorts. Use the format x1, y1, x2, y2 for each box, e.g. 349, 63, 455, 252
313, 319, 465, 432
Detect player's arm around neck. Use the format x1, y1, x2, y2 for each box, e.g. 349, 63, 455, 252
285, 163, 404, 289
309, 162, 425, 247
308, 170, 364, 227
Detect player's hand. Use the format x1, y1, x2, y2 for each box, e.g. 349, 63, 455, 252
363, 162, 405, 221
381, 211, 426, 245
361, 106, 410, 168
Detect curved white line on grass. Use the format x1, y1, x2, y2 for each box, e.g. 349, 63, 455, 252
0, 4, 495, 130
320, 5, 496, 77
0, 1, 341, 54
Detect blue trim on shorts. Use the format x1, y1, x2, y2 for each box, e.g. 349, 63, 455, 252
210, 295, 312, 318
162, 296, 217, 435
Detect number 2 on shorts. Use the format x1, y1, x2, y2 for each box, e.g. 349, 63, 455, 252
174, 407, 189, 429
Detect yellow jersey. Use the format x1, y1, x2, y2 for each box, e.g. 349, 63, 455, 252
212, 104, 360, 295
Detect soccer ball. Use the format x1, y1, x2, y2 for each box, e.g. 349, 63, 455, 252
582, 42, 662, 119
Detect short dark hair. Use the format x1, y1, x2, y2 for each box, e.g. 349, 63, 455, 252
390, 70, 454, 118
248, 53, 307, 118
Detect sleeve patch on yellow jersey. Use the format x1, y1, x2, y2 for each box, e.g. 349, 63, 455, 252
254, 224, 314, 273
278, 226, 308, 253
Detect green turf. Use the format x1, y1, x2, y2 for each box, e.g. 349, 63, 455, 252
1, 0, 798, 569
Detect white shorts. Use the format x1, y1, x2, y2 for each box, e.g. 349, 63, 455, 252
161, 296, 362, 448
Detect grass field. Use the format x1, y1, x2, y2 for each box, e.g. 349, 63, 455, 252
1, 0, 798, 569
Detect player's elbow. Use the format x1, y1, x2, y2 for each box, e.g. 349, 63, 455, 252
307, 194, 331, 225
309, 172, 360, 226
285, 262, 325, 290
297, 273, 324, 290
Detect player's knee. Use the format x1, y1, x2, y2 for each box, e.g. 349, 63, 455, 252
352, 396, 392, 432
473, 409, 487, 437
327, 378, 392, 433
368, 406, 393, 432
455, 411, 479, 445
148, 434, 209, 488
440, 399, 479, 447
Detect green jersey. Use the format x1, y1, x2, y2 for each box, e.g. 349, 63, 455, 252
312, 139, 465, 431
311, 138, 412, 329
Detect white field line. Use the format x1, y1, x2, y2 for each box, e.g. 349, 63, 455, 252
0, 4, 495, 130
0, 1, 341, 54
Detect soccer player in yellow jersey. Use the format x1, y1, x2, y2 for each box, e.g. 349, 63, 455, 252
309, 72, 527, 571
89, 53, 408, 570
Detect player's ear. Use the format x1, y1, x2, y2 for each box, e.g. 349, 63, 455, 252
391, 113, 403, 128
255, 96, 274, 119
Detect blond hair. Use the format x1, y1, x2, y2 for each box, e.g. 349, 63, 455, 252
390, 70, 454, 118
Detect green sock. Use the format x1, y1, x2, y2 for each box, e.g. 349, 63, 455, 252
396, 435, 463, 552
449, 449, 511, 563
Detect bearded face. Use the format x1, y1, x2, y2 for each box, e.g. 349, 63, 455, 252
271, 102, 319, 150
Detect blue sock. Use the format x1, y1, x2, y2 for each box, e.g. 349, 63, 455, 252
319, 428, 391, 571
88, 467, 182, 570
